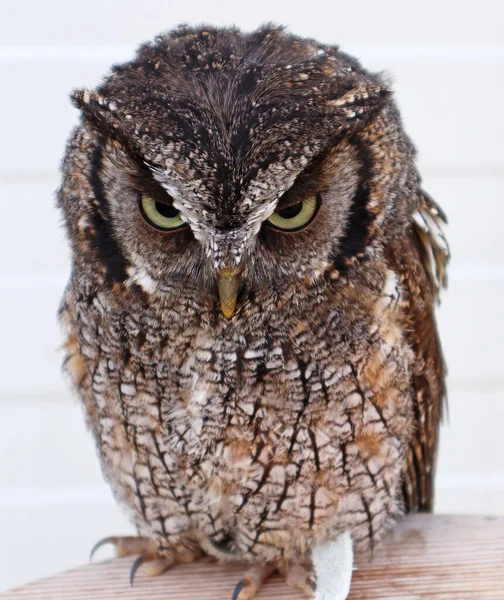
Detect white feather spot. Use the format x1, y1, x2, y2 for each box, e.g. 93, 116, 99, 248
78, 215, 89, 230
126, 266, 157, 293
244, 348, 264, 359
192, 388, 208, 406
120, 383, 136, 396
379, 270, 399, 309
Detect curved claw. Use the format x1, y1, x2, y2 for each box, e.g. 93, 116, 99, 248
130, 552, 153, 587
90, 535, 153, 562
90, 536, 116, 562
231, 579, 246, 600
231, 563, 279, 599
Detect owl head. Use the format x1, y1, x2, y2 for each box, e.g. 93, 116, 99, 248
64, 24, 419, 320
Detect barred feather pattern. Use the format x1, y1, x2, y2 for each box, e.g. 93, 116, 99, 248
392, 192, 449, 513
57, 25, 448, 567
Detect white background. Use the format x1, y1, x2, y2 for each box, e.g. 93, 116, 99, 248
0, 0, 503, 592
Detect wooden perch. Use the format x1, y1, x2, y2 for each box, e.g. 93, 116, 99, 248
2, 515, 503, 599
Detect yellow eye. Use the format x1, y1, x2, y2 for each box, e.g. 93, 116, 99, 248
267, 196, 318, 231
139, 195, 185, 231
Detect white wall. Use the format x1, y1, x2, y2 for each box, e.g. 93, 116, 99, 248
1, 0, 503, 592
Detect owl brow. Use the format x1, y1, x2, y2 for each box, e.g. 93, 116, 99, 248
127, 161, 175, 206
96, 127, 174, 205
275, 148, 331, 210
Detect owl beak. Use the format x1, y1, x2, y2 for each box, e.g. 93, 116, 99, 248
216, 266, 242, 319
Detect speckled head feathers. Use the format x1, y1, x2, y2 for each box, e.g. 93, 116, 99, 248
72, 24, 389, 225
61, 24, 422, 308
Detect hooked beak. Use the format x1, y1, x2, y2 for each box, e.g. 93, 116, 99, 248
216, 266, 243, 319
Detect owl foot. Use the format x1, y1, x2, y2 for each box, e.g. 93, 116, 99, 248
90, 535, 155, 560
312, 531, 354, 600
231, 561, 314, 600
231, 562, 278, 600
90, 536, 172, 585
280, 562, 315, 597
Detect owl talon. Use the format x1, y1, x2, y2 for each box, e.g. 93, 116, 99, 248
130, 552, 149, 586
90, 535, 172, 586
129, 551, 151, 585
89, 536, 112, 562
282, 563, 316, 598
90, 535, 154, 561
231, 579, 246, 600
129, 551, 172, 585
231, 563, 278, 599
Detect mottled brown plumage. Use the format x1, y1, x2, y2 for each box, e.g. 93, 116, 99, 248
58, 24, 448, 599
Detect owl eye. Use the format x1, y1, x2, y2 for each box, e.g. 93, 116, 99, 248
139, 194, 186, 231
267, 196, 319, 232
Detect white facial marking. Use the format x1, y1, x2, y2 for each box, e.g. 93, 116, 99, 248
126, 265, 157, 293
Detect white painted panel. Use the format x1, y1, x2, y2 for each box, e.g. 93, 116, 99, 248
437, 386, 504, 476
422, 175, 504, 267
1, 174, 501, 278
0, 181, 70, 275
364, 58, 504, 171
0, 61, 104, 173
0, 397, 103, 488
435, 477, 504, 516
0, 285, 67, 395
437, 278, 504, 382
0, 500, 133, 592
0, 55, 503, 172
0, 0, 501, 47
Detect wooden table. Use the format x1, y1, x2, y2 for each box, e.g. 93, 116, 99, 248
2, 515, 503, 599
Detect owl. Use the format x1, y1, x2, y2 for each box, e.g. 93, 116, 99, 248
58, 24, 449, 600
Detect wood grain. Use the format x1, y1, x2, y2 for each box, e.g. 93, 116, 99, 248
2, 515, 503, 600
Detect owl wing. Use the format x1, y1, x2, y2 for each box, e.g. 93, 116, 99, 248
388, 190, 449, 512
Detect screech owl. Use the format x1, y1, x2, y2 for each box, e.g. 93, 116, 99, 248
58, 24, 449, 600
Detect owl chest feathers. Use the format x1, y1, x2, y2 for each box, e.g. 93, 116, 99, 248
63, 266, 415, 553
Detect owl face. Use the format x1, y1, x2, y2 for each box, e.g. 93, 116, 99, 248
97, 135, 362, 316
68, 25, 418, 320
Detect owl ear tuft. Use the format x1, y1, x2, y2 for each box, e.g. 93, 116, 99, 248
70, 87, 121, 134
327, 83, 391, 128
